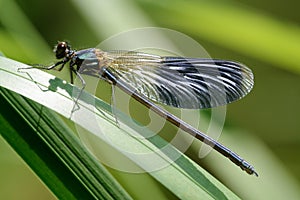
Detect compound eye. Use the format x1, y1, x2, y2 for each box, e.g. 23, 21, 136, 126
54, 41, 70, 59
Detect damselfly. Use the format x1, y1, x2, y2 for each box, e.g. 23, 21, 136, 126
26, 41, 257, 176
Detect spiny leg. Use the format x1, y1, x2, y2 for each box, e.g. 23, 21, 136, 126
110, 83, 120, 127
17, 61, 67, 92
18, 60, 66, 72
70, 68, 86, 113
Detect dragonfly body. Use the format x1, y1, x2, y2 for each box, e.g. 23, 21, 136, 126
33, 41, 257, 176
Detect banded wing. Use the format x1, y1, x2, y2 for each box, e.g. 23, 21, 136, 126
105, 51, 254, 109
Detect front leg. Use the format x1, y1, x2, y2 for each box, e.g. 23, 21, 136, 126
69, 64, 74, 84
18, 60, 66, 72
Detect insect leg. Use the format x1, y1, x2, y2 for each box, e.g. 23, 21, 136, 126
110, 83, 120, 127
70, 66, 86, 112
70, 65, 74, 84
18, 60, 66, 72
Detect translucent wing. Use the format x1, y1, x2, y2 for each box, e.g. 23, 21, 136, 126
105, 51, 254, 109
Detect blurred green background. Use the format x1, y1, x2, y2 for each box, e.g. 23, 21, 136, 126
1, 0, 300, 199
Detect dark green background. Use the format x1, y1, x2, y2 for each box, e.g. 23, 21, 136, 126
1, 0, 300, 199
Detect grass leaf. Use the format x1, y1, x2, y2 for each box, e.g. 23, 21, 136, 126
0, 59, 132, 199
0, 56, 239, 199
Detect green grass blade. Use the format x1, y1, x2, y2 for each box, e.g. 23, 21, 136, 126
0, 89, 132, 200
0, 59, 132, 199
0, 56, 239, 199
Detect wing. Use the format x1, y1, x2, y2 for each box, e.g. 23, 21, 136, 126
105, 51, 254, 109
